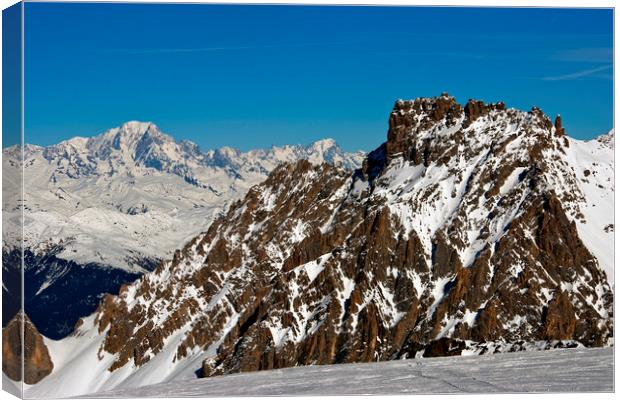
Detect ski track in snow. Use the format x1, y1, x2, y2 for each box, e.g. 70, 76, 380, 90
83, 347, 613, 397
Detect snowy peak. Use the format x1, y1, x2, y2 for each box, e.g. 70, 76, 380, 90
204, 146, 242, 169
304, 138, 364, 170
89, 121, 195, 175
107, 122, 170, 160
13, 121, 363, 182
37, 121, 185, 179
309, 137, 337, 148
204, 138, 364, 173
50, 121, 169, 160
95, 121, 163, 152
596, 129, 614, 148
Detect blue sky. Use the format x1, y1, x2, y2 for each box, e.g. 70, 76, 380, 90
9, 3, 615, 151
2, 2, 21, 148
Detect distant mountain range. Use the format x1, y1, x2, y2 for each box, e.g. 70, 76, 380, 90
1, 121, 364, 338
8, 94, 613, 398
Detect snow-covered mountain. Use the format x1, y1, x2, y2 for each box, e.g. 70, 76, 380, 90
3, 121, 364, 270
17, 95, 613, 398
1, 122, 364, 338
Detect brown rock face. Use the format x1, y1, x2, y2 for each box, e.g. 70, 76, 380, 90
554, 115, 565, 137
423, 338, 467, 357
464, 99, 488, 123
386, 94, 463, 161
542, 290, 577, 340
463, 99, 506, 127
2, 313, 54, 384
88, 94, 612, 381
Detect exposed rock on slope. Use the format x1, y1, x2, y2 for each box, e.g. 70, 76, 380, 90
24, 95, 614, 398
2, 313, 53, 384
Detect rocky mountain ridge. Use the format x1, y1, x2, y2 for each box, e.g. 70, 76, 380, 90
20, 94, 614, 398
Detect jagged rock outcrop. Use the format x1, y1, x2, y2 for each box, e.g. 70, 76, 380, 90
542, 290, 576, 340
28, 94, 614, 397
463, 99, 506, 126
2, 313, 54, 384
423, 338, 467, 357
554, 115, 565, 137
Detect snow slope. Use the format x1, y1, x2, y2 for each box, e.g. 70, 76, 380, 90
83, 347, 613, 397
22, 315, 209, 398
565, 131, 615, 282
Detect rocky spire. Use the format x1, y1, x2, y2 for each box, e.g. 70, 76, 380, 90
386, 93, 462, 161
463, 99, 506, 126
554, 115, 566, 137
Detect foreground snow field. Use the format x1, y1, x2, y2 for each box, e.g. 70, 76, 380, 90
85, 347, 613, 397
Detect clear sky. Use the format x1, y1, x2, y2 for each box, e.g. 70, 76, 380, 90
10, 3, 615, 151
